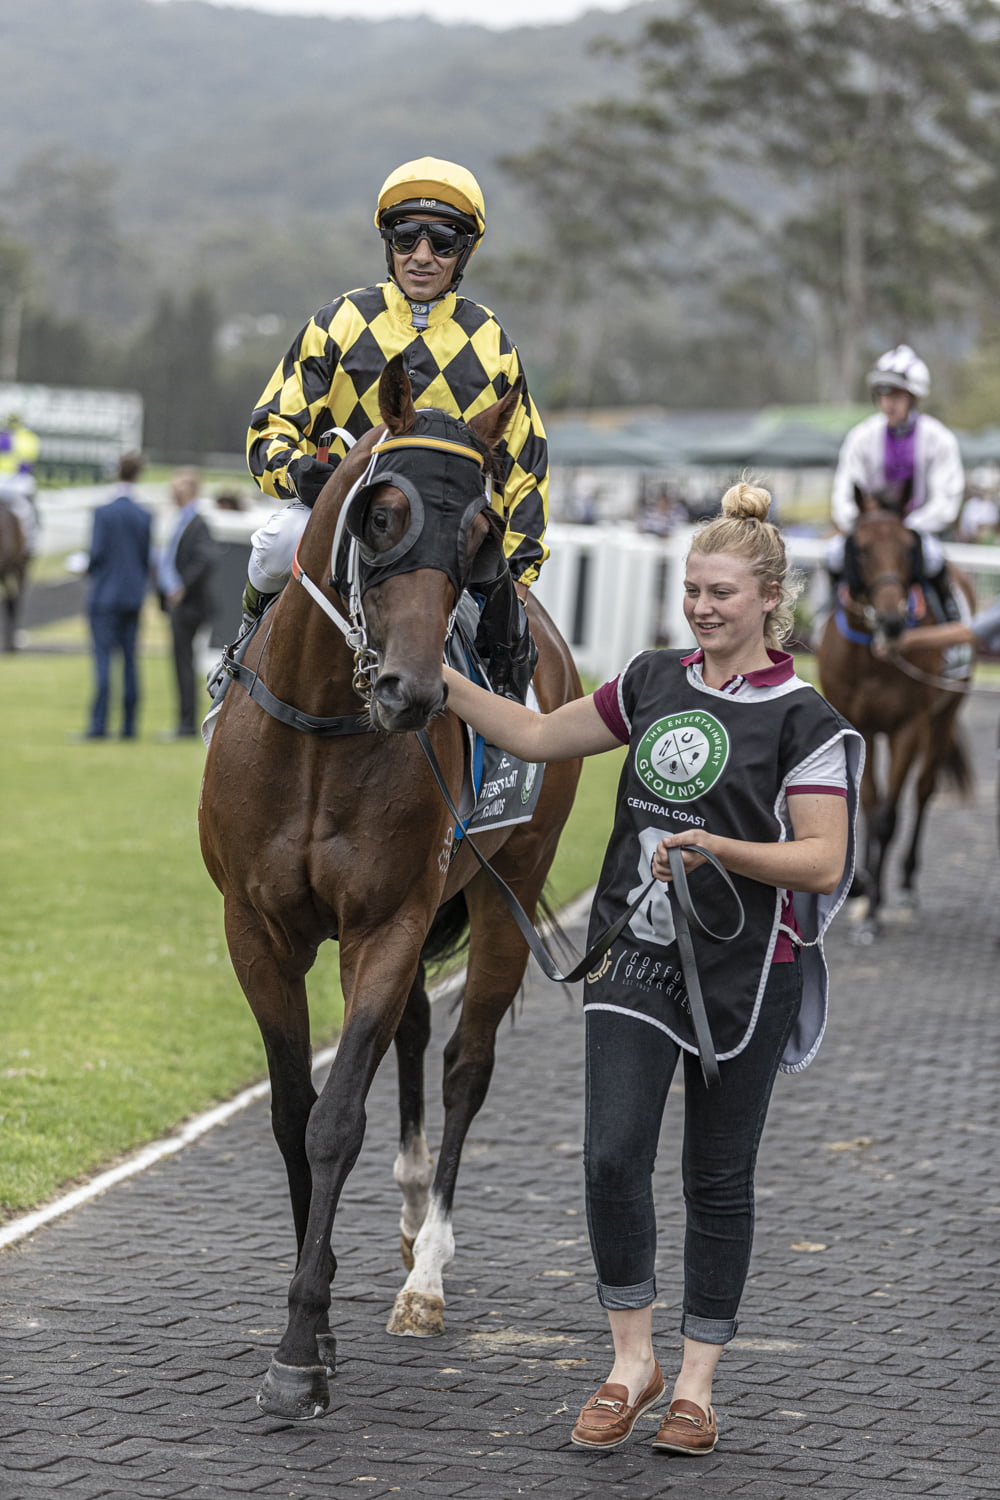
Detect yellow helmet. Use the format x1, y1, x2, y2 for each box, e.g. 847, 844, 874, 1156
376, 157, 485, 290
375, 156, 486, 237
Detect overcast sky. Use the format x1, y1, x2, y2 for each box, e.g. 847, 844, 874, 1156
158, 0, 637, 27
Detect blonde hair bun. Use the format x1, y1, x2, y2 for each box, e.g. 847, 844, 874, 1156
720, 481, 772, 523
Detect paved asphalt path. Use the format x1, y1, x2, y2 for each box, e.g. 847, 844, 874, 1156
1, 692, 998, 1499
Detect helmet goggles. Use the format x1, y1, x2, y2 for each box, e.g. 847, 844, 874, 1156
381, 219, 475, 258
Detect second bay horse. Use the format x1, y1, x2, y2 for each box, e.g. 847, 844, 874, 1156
199, 357, 582, 1422
0, 499, 29, 651
817, 483, 973, 934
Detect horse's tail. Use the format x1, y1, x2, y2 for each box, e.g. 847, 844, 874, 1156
939, 722, 975, 800
422, 892, 470, 970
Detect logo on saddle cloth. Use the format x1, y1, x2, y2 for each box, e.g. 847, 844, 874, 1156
635, 710, 729, 803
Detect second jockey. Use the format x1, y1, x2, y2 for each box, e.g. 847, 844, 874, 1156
825, 344, 967, 637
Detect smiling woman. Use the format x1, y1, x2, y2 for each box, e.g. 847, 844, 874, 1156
442, 479, 864, 1462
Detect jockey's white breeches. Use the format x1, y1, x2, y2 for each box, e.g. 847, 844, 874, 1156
825, 528, 944, 575
248, 501, 310, 594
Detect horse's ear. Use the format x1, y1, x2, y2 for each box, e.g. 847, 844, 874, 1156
853, 482, 866, 513
900, 476, 913, 512
378, 354, 416, 435
467, 378, 523, 453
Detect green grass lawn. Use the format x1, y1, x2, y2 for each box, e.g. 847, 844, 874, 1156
0, 634, 622, 1219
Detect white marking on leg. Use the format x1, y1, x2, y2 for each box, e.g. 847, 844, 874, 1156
393, 1134, 433, 1242
399, 1193, 455, 1302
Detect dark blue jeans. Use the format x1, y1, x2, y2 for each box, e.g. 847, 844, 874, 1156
583, 957, 802, 1344
88, 607, 141, 738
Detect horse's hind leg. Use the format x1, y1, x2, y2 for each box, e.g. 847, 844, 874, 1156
901, 710, 964, 900
386, 882, 533, 1338
392, 961, 434, 1270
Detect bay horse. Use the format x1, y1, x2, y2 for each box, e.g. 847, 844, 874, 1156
0, 498, 29, 651
817, 483, 973, 936
199, 357, 582, 1422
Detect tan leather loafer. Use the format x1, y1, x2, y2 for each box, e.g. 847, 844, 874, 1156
651, 1397, 718, 1454
570, 1360, 665, 1449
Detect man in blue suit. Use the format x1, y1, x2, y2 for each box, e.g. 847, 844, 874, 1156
84, 452, 152, 740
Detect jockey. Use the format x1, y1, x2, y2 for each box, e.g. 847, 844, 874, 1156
0, 412, 41, 554
210, 156, 548, 702
826, 345, 966, 631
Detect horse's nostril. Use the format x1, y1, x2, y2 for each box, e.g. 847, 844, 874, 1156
372, 674, 446, 731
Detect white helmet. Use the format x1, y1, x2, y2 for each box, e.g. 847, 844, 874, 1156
865, 344, 930, 400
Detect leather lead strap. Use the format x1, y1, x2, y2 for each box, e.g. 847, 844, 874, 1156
416, 731, 744, 1088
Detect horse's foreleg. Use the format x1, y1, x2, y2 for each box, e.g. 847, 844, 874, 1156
877, 718, 923, 911
2, 588, 16, 652
261, 934, 422, 1421
225, 902, 318, 1251
392, 962, 433, 1269
849, 737, 880, 919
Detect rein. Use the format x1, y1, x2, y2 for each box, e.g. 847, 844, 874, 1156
833, 582, 982, 694
416, 729, 743, 1090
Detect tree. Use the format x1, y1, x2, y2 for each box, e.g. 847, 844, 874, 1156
4, 145, 144, 325
504, 0, 1000, 404
129, 287, 220, 460
0, 231, 30, 381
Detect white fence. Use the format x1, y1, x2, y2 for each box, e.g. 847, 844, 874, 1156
533, 523, 1000, 682
34, 493, 1000, 681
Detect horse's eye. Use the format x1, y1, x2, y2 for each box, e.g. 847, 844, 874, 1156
369, 507, 391, 535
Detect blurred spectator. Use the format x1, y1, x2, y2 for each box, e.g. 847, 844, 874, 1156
157, 467, 220, 739
82, 452, 152, 741
957, 491, 998, 544
214, 488, 246, 512
569, 478, 599, 525
639, 488, 688, 537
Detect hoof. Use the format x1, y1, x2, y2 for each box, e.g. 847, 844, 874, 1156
256, 1358, 330, 1421
386, 1289, 445, 1337
315, 1332, 337, 1376
400, 1233, 415, 1271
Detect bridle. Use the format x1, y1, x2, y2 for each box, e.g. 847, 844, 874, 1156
291, 420, 492, 706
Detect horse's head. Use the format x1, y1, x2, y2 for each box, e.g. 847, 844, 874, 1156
316, 353, 520, 732
844, 482, 922, 645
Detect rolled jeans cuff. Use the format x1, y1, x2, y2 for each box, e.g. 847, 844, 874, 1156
681, 1312, 738, 1346
596, 1276, 656, 1311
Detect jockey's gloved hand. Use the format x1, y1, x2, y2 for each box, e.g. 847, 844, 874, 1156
288, 454, 337, 509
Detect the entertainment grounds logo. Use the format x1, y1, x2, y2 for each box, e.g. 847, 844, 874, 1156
634, 711, 729, 803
